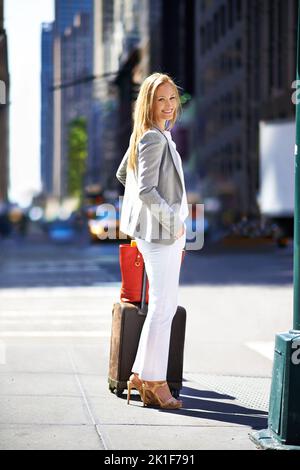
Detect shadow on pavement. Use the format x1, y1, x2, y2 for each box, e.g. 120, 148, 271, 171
117, 385, 268, 430
155, 386, 267, 430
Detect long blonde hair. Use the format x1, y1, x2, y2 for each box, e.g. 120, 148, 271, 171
127, 72, 182, 172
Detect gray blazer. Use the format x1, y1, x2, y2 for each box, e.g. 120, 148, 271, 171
116, 126, 188, 245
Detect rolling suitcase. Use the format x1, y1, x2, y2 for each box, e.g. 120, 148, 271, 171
108, 247, 186, 398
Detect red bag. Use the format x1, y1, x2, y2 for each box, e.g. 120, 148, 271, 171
119, 241, 149, 303
119, 240, 185, 304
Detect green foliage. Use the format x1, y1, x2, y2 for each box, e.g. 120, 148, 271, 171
67, 117, 88, 205
180, 92, 192, 105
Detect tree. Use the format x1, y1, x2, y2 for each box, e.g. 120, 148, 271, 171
67, 117, 88, 206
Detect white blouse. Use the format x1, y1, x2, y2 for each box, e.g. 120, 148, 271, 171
163, 130, 189, 224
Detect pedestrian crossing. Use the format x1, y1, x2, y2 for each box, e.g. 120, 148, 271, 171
1, 257, 117, 273
0, 286, 118, 340
0, 258, 120, 286
0, 331, 111, 338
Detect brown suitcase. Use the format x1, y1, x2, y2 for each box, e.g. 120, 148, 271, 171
108, 265, 186, 398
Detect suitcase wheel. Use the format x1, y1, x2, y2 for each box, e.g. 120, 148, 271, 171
109, 385, 125, 397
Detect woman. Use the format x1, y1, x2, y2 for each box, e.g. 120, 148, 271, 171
116, 73, 189, 409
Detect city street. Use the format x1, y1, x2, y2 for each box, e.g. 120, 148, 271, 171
1, 0, 299, 453
0, 232, 294, 449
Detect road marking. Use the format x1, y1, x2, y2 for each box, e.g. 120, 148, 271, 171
0, 310, 113, 320
3, 266, 102, 273
1, 258, 118, 275
0, 285, 121, 297
0, 319, 111, 325
246, 341, 275, 361
0, 331, 111, 338
0, 311, 112, 317
0, 341, 6, 364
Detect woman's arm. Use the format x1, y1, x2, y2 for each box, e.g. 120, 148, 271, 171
138, 131, 183, 238
116, 147, 130, 187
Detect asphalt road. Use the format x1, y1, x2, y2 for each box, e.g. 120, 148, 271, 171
0, 230, 294, 288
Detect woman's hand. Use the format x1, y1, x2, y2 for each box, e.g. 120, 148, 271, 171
175, 222, 185, 240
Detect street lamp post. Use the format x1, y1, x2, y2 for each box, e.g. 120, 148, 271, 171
250, 3, 300, 450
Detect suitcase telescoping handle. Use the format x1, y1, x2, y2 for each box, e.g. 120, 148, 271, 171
140, 264, 148, 315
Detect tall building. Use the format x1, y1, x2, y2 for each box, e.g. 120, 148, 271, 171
87, 0, 143, 192
113, 0, 145, 150
83, 0, 116, 194
113, 0, 196, 192
52, 0, 94, 199
195, 0, 298, 227
0, 0, 9, 203
41, 23, 54, 196
151, 0, 195, 97
61, 12, 93, 197
99, 0, 142, 190
55, 0, 93, 33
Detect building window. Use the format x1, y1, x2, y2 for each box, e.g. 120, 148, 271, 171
235, 88, 242, 119
227, 93, 233, 122
200, 26, 206, 55
227, 49, 233, 74
201, 0, 215, 13
277, 0, 284, 89
199, 77, 205, 94
213, 11, 219, 44
236, 0, 242, 22
235, 38, 242, 68
220, 5, 226, 36
206, 20, 213, 50
228, 0, 234, 29
220, 53, 225, 74
236, 141, 242, 170
220, 95, 225, 124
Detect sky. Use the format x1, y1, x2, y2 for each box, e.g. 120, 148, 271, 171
4, 0, 54, 207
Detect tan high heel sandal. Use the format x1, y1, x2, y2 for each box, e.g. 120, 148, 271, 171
142, 381, 182, 409
127, 373, 144, 404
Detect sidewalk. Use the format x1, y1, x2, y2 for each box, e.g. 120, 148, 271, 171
95, 374, 269, 450
0, 347, 269, 450
0, 246, 286, 451
0, 335, 269, 450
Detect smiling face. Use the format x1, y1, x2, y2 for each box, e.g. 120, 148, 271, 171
153, 82, 177, 131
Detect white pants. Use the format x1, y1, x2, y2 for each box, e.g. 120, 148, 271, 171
132, 232, 186, 380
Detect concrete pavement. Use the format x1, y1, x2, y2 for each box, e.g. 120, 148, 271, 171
0, 282, 285, 450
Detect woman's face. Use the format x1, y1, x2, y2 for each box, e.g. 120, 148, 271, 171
153, 82, 177, 130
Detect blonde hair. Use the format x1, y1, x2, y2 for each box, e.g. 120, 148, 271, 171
127, 72, 182, 172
